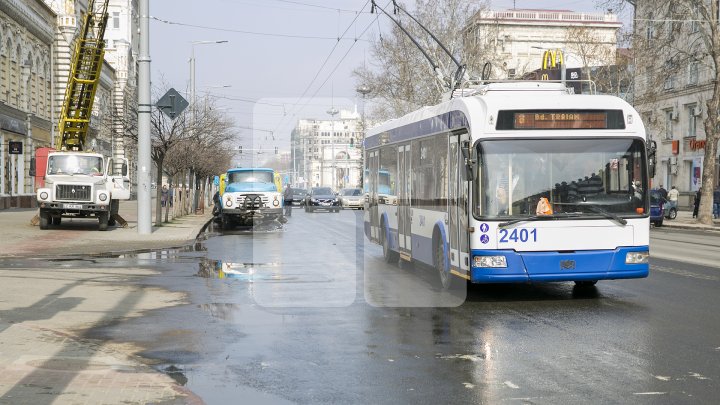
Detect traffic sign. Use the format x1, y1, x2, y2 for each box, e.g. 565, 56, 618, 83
156, 88, 189, 119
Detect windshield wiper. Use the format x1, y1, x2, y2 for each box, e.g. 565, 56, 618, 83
584, 204, 627, 226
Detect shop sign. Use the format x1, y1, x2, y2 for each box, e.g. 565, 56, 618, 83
8, 141, 22, 154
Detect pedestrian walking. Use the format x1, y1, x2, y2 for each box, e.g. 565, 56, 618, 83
667, 185, 679, 210
693, 187, 702, 218
161, 185, 168, 208
658, 184, 668, 200
283, 184, 293, 217
713, 186, 720, 219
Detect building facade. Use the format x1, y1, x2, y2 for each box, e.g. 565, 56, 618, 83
0, 0, 136, 209
633, 0, 719, 204
465, 9, 622, 80
292, 109, 363, 190
0, 0, 54, 208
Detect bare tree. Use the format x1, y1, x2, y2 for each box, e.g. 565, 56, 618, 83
353, 0, 488, 121
629, 0, 719, 224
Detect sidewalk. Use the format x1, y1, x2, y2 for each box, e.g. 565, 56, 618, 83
658, 208, 720, 231
0, 200, 213, 257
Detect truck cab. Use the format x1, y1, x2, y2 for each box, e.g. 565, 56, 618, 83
217, 168, 283, 228
35, 150, 131, 231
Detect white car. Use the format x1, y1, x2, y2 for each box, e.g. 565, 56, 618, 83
339, 188, 364, 210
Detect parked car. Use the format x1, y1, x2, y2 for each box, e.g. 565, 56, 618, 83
304, 187, 340, 213
287, 187, 307, 207
649, 190, 665, 227
339, 188, 364, 209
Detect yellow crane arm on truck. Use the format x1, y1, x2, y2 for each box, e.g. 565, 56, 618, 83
57, 0, 109, 151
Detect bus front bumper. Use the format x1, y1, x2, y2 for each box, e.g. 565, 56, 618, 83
469, 246, 649, 283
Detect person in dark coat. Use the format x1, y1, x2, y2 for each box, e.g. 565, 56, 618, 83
693, 187, 702, 218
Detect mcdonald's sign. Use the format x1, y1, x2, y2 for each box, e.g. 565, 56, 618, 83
541, 49, 564, 70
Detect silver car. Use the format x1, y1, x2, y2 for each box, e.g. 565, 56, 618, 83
339, 188, 364, 210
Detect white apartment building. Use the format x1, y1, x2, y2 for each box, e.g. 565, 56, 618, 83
465, 9, 622, 80
633, 1, 719, 204
292, 109, 363, 190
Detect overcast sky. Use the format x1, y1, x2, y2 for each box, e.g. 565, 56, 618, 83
148, 0, 624, 164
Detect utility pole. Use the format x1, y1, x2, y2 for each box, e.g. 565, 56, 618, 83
327, 107, 339, 190
137, 0, 151, 234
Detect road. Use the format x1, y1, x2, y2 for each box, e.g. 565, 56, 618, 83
85, 208, 720, 404
2, 208, 719, 404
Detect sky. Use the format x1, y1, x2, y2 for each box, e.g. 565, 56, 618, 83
148, 0, 625, 166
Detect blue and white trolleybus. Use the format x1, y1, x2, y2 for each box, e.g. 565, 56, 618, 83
363, 82, 654, 289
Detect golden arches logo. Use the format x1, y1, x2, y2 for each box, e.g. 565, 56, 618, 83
541, 50, 564, 69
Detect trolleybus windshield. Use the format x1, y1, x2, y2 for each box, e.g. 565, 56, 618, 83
474, 138, 648, 220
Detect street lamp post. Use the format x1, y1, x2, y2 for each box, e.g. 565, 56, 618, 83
189, 40, 227, 213
327, 107, 339, 190
356, 85, 371, 189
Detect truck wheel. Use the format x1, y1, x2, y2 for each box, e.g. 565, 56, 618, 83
108, 200, 119, 226
98, 212, 109, 231
39, 210, 49, 230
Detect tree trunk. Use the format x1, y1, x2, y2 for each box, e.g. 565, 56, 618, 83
155, 159, 164, 225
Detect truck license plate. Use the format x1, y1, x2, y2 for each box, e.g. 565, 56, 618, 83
63, 204, 82, 209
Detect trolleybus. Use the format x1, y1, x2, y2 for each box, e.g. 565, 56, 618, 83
364, 82, 655, 289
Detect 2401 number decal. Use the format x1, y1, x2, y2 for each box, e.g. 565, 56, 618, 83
499, 228, 537, 243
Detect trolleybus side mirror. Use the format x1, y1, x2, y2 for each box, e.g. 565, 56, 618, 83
29, 157, 36, 177
461, 142, 477, 181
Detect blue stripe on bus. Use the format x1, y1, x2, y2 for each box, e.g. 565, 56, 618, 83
469, 247, 649, 283
365, 110, 469, 148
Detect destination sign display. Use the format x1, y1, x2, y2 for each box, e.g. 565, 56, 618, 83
496, 110, 625, 130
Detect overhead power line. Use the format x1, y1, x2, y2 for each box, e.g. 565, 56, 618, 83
151, 16, 370, 41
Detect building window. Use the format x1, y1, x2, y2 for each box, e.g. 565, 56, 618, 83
646, 12, 655, 39
686, 105, 697, 138
664, 109, 673, 140
663, 74, 674, 90
113, 12, 120, 29
688, 62, 698, 85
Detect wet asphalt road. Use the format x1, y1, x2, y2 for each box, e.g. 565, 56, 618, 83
76, 210, 720, 404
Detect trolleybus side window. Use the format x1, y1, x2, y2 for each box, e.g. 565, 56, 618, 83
411, 136, 448, 208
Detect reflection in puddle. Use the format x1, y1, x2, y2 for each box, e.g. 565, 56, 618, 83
197, 259, 294, 281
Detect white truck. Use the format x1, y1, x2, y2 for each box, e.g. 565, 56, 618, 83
35, 150, 131, 231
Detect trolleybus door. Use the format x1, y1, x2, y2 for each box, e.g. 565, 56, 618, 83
449, 132, 471, 275
397, 144, 411, 257
368, 150, 380, 241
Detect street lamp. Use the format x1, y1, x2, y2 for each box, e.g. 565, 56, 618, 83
190, 40, 228, 123
327, 107, 339, 190
189, 40, 227, 213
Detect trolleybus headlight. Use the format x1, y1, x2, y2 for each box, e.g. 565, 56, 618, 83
225, 199, 233, 207
625, 251, 649, 264
273, 197, 279, 207
474, 255, 507, 268
40, 191, 49, 200
99, 193, 108, 201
